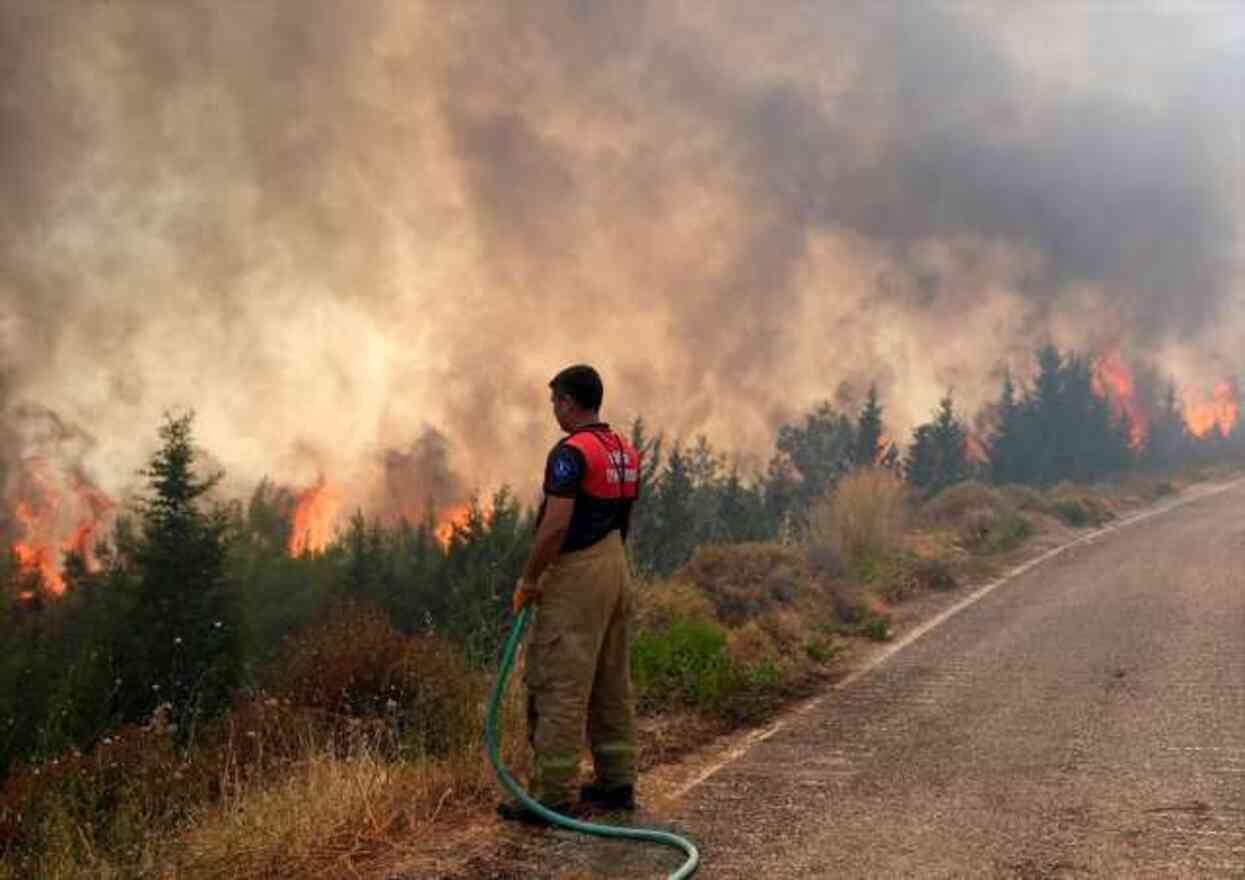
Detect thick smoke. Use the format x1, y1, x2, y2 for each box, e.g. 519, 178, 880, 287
0, 1, 1241, 510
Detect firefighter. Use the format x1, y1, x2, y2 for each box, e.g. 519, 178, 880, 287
498, 364, 642, 826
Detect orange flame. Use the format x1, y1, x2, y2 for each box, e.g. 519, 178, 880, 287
64, 478, 114, 560
14, 505, 63, 593
288, 478, 340, 556
874, 435, 897, 465
1184, 381, 1239, 439
9, 463, 114, 595
434, 503, 472, 549
1091, 350, 1148, 448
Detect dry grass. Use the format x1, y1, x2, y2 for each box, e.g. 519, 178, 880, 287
633, 576, 718, 631
168, 699, 527, 880
0, 604, 528, 880
0, 708, 529, 880
808, 468, 910, 578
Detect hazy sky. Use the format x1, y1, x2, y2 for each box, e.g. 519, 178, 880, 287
1, 1, 1241, 512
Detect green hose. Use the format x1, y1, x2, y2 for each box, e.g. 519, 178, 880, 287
486, 606, 701, 879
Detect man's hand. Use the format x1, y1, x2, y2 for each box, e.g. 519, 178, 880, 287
512, 578, 542, 614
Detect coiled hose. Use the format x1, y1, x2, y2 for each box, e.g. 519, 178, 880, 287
485, 606, 701, 879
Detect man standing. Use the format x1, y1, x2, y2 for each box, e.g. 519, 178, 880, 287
498, 364, 642, 825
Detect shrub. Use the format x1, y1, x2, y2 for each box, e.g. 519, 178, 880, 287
922, 482, 1033, 554
726, 622, 779, 669
923, 481, 1004, 522
263, 603, 485, 758
979, 512, 1032, 553
862, 616, 891, 641
1048, 484, 1115, 527
631, 617, 737, 714
632, 578, 717, 633
0, 721, 206, 878
827, 583, 871, 625
676, 543, 806, 626
996, 484, 1050, 514
808, 468, 909, 580
1051, 498, 1090, 526
908, 556, 957, 591
754, 609, 805, 658
804, 636, 838, 663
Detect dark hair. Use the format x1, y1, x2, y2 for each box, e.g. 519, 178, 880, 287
549, 364, 604, 411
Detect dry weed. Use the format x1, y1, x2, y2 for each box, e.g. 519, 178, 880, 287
809, 468, 910, 577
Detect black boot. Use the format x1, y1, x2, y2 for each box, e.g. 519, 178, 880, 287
578, 782, 636, 812
496, 798, 579, 828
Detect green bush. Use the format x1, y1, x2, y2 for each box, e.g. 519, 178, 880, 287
920, 481, 1034, 556
862, 615, 891, 641
980, 512, 1032, 553
1049, 484, 1115, 527
632, 617, 738, 714
804, 636, 838, 663
1051, 498, 1090, 527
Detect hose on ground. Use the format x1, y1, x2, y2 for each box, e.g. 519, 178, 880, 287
485, 606, 701, 879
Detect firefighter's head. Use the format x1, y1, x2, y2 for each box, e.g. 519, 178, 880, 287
549, 364, 603, 433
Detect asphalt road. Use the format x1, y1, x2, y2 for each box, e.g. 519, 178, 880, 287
481, 481, 1245, 878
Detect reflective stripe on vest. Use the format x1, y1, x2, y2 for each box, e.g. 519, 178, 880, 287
563, 430, 640, 500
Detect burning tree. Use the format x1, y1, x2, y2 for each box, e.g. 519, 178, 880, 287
983, 346, 1133, 487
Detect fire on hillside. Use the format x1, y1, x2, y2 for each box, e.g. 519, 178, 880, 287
9, 458, 113, 596
4, 364, 1240, 595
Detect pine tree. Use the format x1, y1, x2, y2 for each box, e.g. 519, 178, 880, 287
628, 416, 663, 496
774, 402, 855, 524
1061, 354, 1132, 482
641, 443, 696, 576
124, 412, 239, 730
626, 416, 663, 566
761, 452, 798, 540
344, 510, 383, 600
853, 384, 884, 468
906, 393, 969, 496
686, 435, 725, 547
1144, 383, 1188, 471
717, 466, 773, 543
1027, 345, 1063, 486
988, 370, 1026, 484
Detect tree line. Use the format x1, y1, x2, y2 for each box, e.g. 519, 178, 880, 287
1, 344, 1240, 776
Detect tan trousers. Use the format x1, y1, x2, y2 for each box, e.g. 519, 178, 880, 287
524, 530, 636, 803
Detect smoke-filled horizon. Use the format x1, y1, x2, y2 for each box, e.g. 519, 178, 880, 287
2, 2, 1242, 517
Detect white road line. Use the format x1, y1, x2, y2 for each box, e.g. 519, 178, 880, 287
670, 476, 1245, 801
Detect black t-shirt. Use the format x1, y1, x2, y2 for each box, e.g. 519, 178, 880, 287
539, 424, 634, 554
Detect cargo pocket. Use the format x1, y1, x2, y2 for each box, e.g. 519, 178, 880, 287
523, 625, 561, 693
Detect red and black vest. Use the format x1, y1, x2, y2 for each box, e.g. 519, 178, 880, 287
563, 428, 640, 501
541, 424, 640, 552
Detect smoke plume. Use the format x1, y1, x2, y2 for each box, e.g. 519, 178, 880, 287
1, 1, 1241, 515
